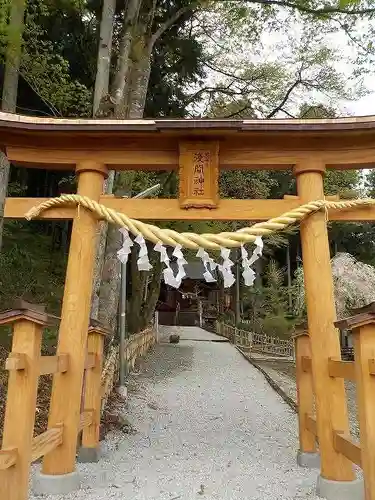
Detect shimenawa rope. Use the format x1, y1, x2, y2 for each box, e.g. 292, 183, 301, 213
24, 194, 375, 251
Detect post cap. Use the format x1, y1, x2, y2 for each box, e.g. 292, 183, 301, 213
0, 300, 48, 326
291, 321, 309, 339
88, 318, 111, 336
335, 306, 375, 331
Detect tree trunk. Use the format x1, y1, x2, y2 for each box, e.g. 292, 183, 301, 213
96, 3, 190, 336
96, 222, 122, 331
2, 0, 25, 112
93, 0, 116, 115
141, 260, 162, 330
90, 0, 116, 318
90, 171, 115, 320
127, 243, 148, 333
127, 55, 152, 118
286, 244, 293, 312
0, 0, 26, 251
96, 54, 153, 333
112, 0, 142, 112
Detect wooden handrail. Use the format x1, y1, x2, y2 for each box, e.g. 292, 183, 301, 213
79, 410, 94, 432
300, 356, 356, 381
39, 354, 69, 375
5, 353, 70, 375
333, 431, 361, 467
305, 414, 318, 437
31, 425, 64, 463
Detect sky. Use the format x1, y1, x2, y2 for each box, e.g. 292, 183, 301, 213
342, 78, 375, 116
236, 10, 375, 118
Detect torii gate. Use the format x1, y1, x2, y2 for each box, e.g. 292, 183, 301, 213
1, 112, 375, 500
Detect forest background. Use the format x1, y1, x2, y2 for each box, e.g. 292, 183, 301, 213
1, 0, 375, 347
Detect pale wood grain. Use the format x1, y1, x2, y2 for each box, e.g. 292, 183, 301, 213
296, 161, 354, 481
42, 162, 106, 476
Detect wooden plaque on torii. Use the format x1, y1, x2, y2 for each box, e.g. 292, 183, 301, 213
178, 141, 219, 209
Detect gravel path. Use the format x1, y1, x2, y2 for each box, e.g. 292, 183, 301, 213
30, 327, 322, 500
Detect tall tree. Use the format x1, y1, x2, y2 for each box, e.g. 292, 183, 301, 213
90, 0, 116, 319
94, 1, 203, 333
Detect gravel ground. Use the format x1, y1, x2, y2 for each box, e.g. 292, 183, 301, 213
30, 327, 323, 500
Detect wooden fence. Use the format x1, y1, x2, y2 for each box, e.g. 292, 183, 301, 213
295, 304, 375, 500
217, 322, 294, 358
0, 301, 156, 500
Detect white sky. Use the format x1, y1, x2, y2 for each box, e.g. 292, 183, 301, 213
261, 17, 375, 117
341, 78, 375, 116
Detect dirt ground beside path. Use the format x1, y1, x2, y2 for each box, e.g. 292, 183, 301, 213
250, 355, 359, 439
30, 327, 323, 500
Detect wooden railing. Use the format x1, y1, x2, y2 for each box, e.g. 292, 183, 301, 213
100, 326, 156, 413
217, 322, 294, 358
123, 328, 155, 373
0, 301, 156, 500
295, 303, 375, 500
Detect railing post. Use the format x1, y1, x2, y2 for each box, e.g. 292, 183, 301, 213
294, 329, 319, 469
295, 160, 361, 500
337, 306, 375, 500
78, 321, 109, 463
0, 301, 47, 500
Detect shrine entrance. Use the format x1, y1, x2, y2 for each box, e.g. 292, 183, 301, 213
1, 112, 375, 500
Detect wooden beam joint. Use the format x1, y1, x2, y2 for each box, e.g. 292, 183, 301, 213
39, 354, 69, 376
301, 356, 312, 372
5, 352, 27, 371
85, 353, 97, 370
0, 448, 18, 470
328, 358, 356, 381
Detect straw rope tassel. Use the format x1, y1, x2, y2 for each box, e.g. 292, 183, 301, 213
24, 194, 375, 251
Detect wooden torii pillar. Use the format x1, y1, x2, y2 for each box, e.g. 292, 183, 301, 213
295, 160, 363, 499
34, 161, 107, 494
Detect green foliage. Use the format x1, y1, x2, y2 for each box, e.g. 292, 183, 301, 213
220, 170, 278, 200
242, 260, 296, 337
19, 0, 93, 116
0, 222, 67, 312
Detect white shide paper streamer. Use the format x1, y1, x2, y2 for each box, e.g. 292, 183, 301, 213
117, 228, 133, 264
172, 245, 188, 287
241, 236, 263, 286
154, 243, 187, 289
219, 247, 235, 288
117, 230, 263, 290
135, 234, 152, 271
196, 248, 217, 283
